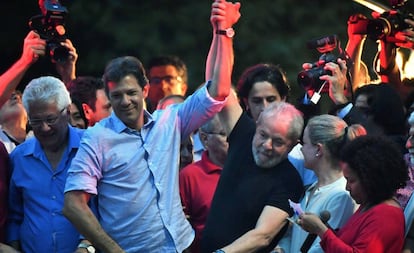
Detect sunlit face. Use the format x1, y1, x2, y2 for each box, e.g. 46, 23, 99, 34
107, 74, 148, 130
29, 102, 69, 151
87, 89, 112, 126
148, 65, 187, 106
300, 127, 319, 170
406, 123, 414, 164
252, 114, 294, 168
0, 91, 27, 122
180, 136, 193, 170
246, 81, 284, 121
343, 163, 367, 205
69, 103, 86, 129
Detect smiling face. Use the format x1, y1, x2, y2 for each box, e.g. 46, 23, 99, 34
246, 81, 284, 121
252, 113, 294, 168
107, 74, 149, 130
29, 102, 69, 151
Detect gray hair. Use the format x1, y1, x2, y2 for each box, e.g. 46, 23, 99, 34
23, 76, 71, 114
257, 101, 304, 143
200, 114, 223, 134
306, 114, 366, 160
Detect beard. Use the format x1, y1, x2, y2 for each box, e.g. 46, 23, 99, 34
252, 145, 282, 168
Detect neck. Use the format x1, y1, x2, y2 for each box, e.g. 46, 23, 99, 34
314, 160, 343, 187
1, 117, 27, 143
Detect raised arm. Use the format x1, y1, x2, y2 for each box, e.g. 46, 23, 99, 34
207, 0, 242, 136
207, 0, 240, 102
0, 31, 45, 107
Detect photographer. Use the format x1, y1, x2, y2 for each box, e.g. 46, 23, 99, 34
346, 10, 414, 101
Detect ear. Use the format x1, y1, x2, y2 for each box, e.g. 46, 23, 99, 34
142, 84, 150, 99
199, 131, 209, 148
315, 143, 324, 157
181, 83, 188, 96
82, 103, 93, 121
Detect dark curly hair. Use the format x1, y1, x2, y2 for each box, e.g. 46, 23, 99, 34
340, 135, 408, 205
236, 63, 290, 111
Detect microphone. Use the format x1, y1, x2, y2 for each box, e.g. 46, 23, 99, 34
300, 210, 331, 253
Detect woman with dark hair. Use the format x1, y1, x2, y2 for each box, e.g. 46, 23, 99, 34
236, 63, 290, 121
298, 135, 408, 252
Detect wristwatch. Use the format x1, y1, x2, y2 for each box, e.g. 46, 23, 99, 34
216, 28, 235, 38
213, 250, 226, 253
77, 242, 96, 253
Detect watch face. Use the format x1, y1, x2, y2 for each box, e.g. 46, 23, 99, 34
226, 28, 235, 38
86, 246, 96, 253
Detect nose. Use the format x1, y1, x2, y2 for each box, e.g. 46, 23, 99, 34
120, 94, 130, 106
345, 182, 350, 192
262, 138, 273, 150
38, 121, 52, 131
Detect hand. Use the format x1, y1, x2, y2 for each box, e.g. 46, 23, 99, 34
347, 14, 368, 43
21, 31, 46, 65
55, 38, 78, 84
298, 213, 328, 236
211, 0, 241, 30
394, 19, 414, 49
323, 59, 349, 105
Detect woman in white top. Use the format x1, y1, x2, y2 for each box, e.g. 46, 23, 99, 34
278, 114, 366, 253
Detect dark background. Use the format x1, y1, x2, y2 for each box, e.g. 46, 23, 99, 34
1, 0, 413, 101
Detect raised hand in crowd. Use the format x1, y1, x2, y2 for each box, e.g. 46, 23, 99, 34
395, 18, 414, 49
0, 31, 45, 108
55, 38, 78, 84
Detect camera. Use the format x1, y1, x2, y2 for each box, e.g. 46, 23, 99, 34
351, 0, 413, 40
297, 35, 349, 92
29, 0, 69, 63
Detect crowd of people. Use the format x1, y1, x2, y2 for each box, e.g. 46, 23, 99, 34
1, 0, 414, 252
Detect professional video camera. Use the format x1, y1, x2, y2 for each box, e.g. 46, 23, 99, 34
297, 35, 351, 94
29, 0, 69, 63
351, 0, 414, 41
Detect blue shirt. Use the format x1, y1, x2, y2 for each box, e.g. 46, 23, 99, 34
7, 125, 84, 253
65, 83, 226, 252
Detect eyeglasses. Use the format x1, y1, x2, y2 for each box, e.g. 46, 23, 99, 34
149, 75, 182, 85
206, 132, 227, 137
29, 108, 66, 128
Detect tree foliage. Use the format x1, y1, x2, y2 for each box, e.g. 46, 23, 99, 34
1, 0, 413, 100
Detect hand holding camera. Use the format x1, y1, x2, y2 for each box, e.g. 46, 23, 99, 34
21, 31, 46, 65
29, 0, 70, 63
297, 35, 352, 104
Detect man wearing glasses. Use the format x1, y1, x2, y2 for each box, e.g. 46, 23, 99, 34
146, 55, 188, 112
6, 76, 84, 253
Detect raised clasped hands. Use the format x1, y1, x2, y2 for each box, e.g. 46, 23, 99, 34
211, 0, 241, 30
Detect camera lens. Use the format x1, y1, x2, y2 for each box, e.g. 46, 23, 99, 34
48, 43, 69, 63
297, 67, 327, 91
366, 18, 391, 39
